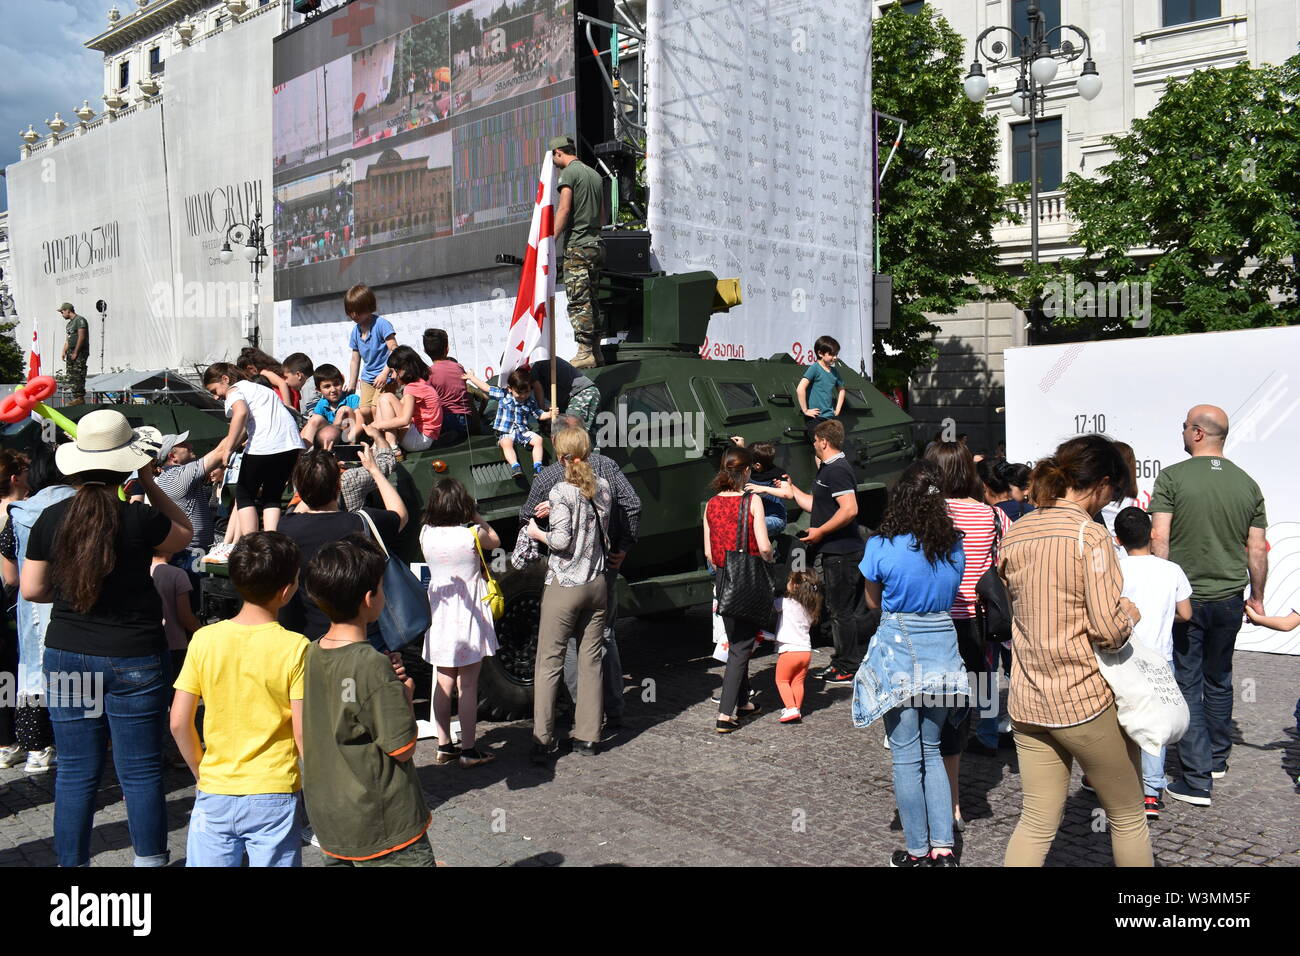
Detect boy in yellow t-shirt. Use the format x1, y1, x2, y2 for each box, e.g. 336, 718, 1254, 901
171, 532, 309, 867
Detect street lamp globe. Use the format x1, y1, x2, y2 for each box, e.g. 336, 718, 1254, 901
220, 241, 234, 265
1031, 54, 1059, 86
1010, 82, 1029, 116
1077, 59, 1102, 100
242, 242, 258, 263
963, 62, 989, 103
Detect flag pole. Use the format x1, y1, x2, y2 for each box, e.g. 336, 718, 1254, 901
548, 297, 557, 420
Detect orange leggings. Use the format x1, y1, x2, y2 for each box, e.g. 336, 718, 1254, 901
775, 651, 811, 709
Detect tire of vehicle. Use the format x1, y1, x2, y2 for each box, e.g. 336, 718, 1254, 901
477, 562, 547, 721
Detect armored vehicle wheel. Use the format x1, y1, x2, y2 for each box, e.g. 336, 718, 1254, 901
477, 563, 547, 721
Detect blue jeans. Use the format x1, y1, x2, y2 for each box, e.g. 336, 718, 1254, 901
883, 705, 953, 856
1141, 659, 1177, 797
186, 790, 303, 867
44, 648, 170, 867
1172, 595, 1243, 791
764, 514, 786, 536
975, 643, 1009, 747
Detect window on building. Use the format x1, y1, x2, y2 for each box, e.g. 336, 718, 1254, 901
1162, 0, 1221, 26
118, 60, 130, 90
1013, 0, 1061, 52
897, 1, 925, 14
1011, 117, 1063, 192
149, 47, 164, 75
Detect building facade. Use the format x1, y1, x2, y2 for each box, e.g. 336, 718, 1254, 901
875, 0, 1300, 453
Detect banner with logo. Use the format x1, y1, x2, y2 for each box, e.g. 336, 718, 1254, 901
645, 0, 874, 373
163, 9, 277, 365
6, 106, 175, 373
1005, 327, 1300, 655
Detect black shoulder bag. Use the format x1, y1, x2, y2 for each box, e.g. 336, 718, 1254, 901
975, 506, 1013, 645
714, 493, 776, 630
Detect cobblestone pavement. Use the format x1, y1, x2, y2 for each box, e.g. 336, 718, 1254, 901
2, 608, 1297, 867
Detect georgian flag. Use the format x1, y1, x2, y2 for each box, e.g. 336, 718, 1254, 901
498, 152, 558, 384
28, 322, 40, 381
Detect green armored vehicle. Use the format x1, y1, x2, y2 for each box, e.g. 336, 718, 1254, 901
4, 271, 915, 719
389, 269, 916, 718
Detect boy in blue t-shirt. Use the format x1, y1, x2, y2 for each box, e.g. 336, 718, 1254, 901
343, 284, 397, 425
301, 364, 362, 444
798, 335, 846, 439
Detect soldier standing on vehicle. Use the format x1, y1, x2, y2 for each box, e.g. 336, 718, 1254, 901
548, 135, 606, 370
59, 303, 89, 405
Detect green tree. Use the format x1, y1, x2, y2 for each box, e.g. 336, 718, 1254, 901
0, 321, 25, 383
871, 5, 1018, 390
1042, 53, 1300, 334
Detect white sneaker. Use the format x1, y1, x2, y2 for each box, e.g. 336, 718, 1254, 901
300, 825, 320, 848
0, 744, 25, 768
883, 734, 891, 750
24, 747, 55, 773
203, 543, 235, 564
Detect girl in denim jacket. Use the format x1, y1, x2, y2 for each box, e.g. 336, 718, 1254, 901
853, 461, 968, 868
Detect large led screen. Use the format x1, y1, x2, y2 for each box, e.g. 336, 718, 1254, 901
273, 0, 576, 300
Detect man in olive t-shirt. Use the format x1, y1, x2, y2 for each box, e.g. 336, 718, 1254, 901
59, 302, 89, 404
1150, 404, 1268, 804
549, 135, 605, 370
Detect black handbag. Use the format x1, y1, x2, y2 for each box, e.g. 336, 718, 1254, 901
975, 506, 1013, 645
714, 493, 775, 630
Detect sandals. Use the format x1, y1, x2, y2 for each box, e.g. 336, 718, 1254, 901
715, 717, 741, 734
433, 744, 461, 766
738, 703, 763, 721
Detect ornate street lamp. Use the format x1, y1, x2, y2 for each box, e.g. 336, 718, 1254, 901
220, 208, 269, 350
964, 2, 1101, 342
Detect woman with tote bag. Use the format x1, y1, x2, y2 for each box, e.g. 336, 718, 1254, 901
703, 446, 774, 733
997, 435, 1152, 867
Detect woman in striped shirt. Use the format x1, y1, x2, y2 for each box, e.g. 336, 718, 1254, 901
998, 435, 1151, 867
924, 441, 1010, 831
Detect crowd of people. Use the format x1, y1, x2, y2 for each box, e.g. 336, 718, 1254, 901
705, 400, 1285, 868
0, 288, 1290, 868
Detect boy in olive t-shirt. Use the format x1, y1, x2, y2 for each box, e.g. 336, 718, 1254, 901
301, 535, 434, 866
171, 532, 309, 867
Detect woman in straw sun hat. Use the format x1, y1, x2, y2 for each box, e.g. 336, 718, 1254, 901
20, 410, 193, 867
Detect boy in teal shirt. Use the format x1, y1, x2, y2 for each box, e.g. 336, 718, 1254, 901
798, 335, 846, 437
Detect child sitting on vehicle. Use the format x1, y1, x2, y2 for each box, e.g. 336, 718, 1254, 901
463, 367, 552, 477
301, 364, 361, 445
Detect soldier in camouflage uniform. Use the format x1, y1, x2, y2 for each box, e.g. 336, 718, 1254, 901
59, 303, 89, 404
548, 136, 606, 370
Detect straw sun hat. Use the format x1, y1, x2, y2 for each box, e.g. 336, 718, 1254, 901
54, 410, 163, 477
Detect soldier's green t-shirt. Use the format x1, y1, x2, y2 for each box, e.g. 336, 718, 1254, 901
301, 641, 430, 860
66, 314, 89, 361
558, 159, 603, 249
1148, 455, 1267, 601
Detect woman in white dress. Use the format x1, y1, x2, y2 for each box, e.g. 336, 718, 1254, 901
420, 478, 500, 769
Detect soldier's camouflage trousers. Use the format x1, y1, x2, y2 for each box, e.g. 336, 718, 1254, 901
66, 357, 88, 403
563, 244, 605, 347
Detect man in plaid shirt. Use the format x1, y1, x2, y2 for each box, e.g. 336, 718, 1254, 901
464, 367, 552, 477
512, 415, 641, 726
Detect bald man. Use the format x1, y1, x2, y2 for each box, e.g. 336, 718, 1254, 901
1149, 404, 1268, 807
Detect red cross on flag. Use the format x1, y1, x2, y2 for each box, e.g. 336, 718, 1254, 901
498, 152, 558, 385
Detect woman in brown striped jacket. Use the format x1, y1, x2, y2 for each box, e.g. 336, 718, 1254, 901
998, 435, 1152, 867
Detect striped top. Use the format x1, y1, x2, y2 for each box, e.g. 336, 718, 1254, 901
945, 500, 1011, 619
998, 500, 1135, 728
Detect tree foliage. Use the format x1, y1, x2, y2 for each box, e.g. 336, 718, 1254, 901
1042, 54, 1300, 334
0, 322, 26, 383
871, 5, 1018, 390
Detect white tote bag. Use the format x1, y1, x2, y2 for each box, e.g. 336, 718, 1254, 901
1094, 641, 1189, 756
1076, 520, 1190, 755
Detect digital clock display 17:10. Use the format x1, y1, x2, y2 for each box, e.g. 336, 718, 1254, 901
1075, 413, 1107, 434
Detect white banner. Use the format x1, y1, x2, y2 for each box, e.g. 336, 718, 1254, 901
1005, 327, 1300, 655
164, 10, 278, 365
645, 0, 873, 371
7, 106, 176, 373
274, 270, 577, 384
